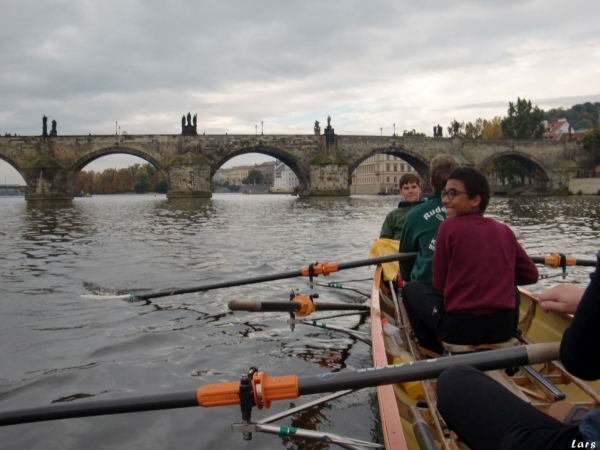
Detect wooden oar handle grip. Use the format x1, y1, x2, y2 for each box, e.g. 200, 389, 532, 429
228, 299, 263, 312
526, 342, 560, 365
228, 299, 305, 313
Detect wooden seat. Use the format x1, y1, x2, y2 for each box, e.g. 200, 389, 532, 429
441, 338, 519, 354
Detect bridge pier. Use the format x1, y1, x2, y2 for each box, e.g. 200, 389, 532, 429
303, 162, 351, 196
166, 152, 212, 198
24, 157, 73, 201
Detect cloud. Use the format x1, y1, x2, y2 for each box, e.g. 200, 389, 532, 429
1, 0, 599, 179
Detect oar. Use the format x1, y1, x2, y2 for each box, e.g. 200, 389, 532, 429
81, 252, 417, 301
228, 298, 368, 315
0, 342, 559, 427
532, 254, 597, 268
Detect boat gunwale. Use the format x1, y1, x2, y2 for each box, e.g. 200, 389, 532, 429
371, 265, 410, 450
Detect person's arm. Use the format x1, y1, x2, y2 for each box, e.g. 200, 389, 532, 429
514, 241, 539, 285
379, 211, 394, 239
432, 221, 450, 294
560, 252, 600, 380
539, 284, 585, 314
399, 212, 416, 281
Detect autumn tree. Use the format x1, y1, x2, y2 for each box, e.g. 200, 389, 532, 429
464, 119, 484, 139
482, 117, 503, 139
501, 98, 545, 139
144, 163, 156, 179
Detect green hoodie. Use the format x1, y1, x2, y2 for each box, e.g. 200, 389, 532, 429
379, 199, 425, 241
399, 193, 445, 284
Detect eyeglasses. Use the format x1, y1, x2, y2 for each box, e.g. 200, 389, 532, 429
441, 189, 470, 200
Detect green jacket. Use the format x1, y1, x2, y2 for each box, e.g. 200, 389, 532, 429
379, 200, 425, 241
399, 193, 445, 284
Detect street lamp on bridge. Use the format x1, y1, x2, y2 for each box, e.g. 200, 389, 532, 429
380, 127, 382, 137
261, 121, 263, 135
394, 123, 396, 137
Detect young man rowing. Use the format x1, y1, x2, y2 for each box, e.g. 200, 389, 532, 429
401, 167, 539, 354
379, 173, 424, 242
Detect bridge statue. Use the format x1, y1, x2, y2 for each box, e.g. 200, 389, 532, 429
42, 116, 48, 137
49, 120, 57, 137
314, 120, 320, 135
181, 112, 198, 136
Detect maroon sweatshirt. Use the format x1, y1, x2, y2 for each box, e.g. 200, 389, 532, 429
432, 214, 539, 314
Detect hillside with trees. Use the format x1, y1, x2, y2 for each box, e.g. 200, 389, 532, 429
74, 163, 167, 195
545, 102, 600, 130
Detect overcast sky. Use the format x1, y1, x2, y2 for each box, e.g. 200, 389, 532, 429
1, 0, 599, 184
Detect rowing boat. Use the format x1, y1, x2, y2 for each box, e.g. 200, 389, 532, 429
371, 264, 600, 450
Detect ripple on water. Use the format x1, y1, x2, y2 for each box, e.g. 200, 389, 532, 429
0, 194, 598, 449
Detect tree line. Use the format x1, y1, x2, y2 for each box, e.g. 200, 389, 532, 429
74, 163, 167, 195
443, 98, 600, 185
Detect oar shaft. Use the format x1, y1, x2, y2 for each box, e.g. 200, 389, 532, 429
297, 342, 560, 395
0, 390, 199, 427
136, 270, 304, 300
136, 252, 417, 301
336, 253, 416, 271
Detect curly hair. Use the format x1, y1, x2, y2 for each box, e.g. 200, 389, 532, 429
448, 167, 491, 213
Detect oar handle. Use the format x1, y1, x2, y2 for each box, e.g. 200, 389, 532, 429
228, 299, 368, 314
531, 254, 597, 268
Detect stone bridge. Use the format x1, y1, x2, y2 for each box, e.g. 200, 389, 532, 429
0, 131, 586, 200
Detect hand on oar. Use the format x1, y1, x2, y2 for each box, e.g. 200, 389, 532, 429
0, 342, 559, 427
81, 252, 417, 301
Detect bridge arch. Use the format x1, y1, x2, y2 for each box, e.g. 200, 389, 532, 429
348, 146, 431, 187
0, 153, 27, 183
67, 147, 169, 189
477, 151, 551, 184
212, 145, 310, 190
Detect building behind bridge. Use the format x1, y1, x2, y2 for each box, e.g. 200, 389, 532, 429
351, 154, 416, 195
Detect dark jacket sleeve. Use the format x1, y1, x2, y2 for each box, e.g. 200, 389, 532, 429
560, 252, 600, 380
380, 211, 394, 239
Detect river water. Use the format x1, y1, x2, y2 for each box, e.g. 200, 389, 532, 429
0, 194, 599, 450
